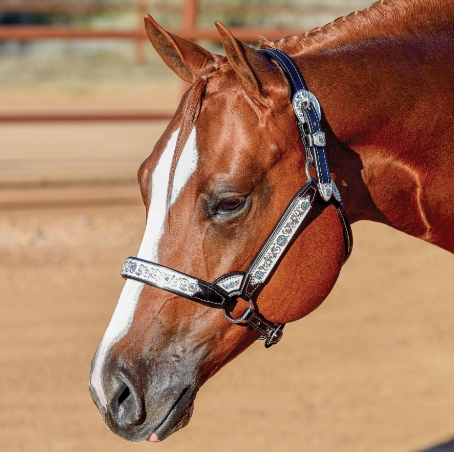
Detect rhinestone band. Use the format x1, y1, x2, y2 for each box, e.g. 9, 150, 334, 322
122, 257, 201, 295
249, 195, 312, 286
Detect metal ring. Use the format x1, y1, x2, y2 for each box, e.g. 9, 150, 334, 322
222, 299, 254, 324
305, 160, 313, 181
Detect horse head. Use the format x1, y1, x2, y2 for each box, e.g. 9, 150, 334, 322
89, 15, 348, 442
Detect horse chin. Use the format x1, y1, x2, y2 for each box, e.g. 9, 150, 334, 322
150, 397, 195, 441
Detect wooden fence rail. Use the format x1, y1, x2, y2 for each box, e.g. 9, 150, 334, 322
0, 25, 301, 41
0, 0, 300, 123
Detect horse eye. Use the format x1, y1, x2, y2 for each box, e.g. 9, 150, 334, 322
216, 197, 246, 214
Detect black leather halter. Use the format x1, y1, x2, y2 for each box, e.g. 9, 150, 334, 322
121, 50, 353, 348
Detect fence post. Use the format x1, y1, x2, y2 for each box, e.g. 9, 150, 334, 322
135, 0, 147, 65
182, 0, 198, 31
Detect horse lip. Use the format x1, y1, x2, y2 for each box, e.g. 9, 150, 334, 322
89, 366, 198, 442
150, 385, 197, 441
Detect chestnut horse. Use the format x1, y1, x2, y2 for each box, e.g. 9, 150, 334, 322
89, 0, 454, 443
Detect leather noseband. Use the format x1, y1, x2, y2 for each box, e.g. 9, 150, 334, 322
121, 49, 353, 348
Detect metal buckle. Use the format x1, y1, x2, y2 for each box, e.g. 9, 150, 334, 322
222, 299, 254, 324
292, 89, 322, 122
262, 324, 284, 348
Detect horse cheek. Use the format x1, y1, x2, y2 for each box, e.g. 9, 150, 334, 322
259, 205, 345, 323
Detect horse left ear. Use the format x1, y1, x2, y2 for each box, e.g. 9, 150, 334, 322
144, 14, 216, 83
215, 21, 268, 106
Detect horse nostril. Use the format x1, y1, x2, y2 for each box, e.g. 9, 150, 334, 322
109, 379, 146, 428
118, 386, 131, 406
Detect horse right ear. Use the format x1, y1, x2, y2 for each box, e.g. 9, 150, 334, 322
215, 21, 269, 107
144, 14, 216, 83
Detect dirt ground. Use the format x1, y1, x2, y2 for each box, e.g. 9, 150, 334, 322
1, 182, 454, 452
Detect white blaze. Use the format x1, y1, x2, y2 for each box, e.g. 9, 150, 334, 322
90, 127, 198, 407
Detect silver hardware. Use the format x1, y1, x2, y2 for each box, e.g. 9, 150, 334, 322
215, 274, 245, 294
305, 132, 326, 148
317, 182, 333, 202
292, 89, 322, 123
263, 324, 284, 347
312, 131, 326, 147
222, 299, 254, 324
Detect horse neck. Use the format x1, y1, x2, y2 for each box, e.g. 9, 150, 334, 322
284, 10, 454, 252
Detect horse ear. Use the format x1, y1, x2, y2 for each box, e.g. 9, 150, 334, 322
215, 21, 267, 105
144, 14, 215, 83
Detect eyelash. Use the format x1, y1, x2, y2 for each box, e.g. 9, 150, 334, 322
216, 197, 246, 214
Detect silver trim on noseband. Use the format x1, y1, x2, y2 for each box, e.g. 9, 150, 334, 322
122, 259, 201, 297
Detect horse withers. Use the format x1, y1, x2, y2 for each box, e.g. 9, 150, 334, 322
89, 0, 454, 442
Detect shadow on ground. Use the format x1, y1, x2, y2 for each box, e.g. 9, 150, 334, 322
418, 438, 454, 452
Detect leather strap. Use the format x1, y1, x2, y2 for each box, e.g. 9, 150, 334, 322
261, 48, 307, 92
333, 200, 353, 262
239, 308, 285, 348
261, 49, 333, 201
122, 257, 230, 308
243, 181, 316, 298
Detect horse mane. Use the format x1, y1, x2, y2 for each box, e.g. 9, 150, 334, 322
258, 0, 453, 55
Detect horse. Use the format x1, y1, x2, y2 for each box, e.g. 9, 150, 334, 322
89, 0, 454, 443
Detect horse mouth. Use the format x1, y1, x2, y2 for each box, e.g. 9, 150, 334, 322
145, 385, 197, 442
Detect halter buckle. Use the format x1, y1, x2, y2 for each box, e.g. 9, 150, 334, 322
261, 324, 285, 348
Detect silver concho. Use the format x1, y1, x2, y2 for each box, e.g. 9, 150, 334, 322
312, 131, 326, 147
292, 89, 322, 123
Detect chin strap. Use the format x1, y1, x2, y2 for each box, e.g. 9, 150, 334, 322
121, 50, 353, 348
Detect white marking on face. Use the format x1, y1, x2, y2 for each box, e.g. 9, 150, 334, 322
90, 279, 143, 407
90, 127, 199, 407
137, 127, 198, 262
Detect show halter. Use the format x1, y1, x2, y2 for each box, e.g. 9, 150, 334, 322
121, 49, 353, 348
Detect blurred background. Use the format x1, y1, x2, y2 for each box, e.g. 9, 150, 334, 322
1, 1, 454, 451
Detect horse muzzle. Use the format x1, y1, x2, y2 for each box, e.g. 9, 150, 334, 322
89, 349, 200, 442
